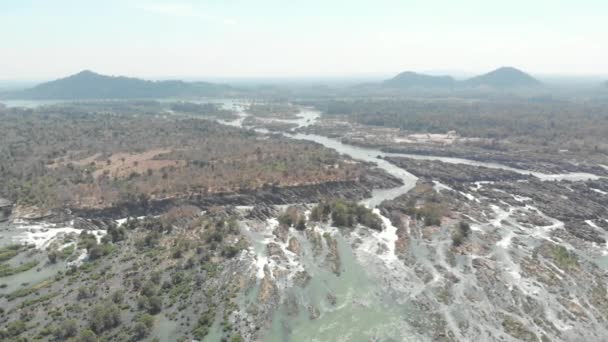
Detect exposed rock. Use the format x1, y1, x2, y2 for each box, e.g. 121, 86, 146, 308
293, 270, 311, 287
308, 305, 320, 320
323, 234, 341, 276
384, 156, 530, 185
247, 204, 276, 220
266, 242, 287, 261
286, 237, 301, 255
380, 143, 608, 176
258, 265, 279, 305
500, 314, 538, 342
326, 293, 337, 306
0, 199, 12, 222
71, 167, 400, 220
273, 224, 289, 243
72, 217, 110, 231
565, 222, 605, 244
306, 229, 324, 257
11, 205, 53, 220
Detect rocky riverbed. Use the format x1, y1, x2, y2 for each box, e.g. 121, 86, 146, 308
378, 158, 608, 341
3, 103, 608, 341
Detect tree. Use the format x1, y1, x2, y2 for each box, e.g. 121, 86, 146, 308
278, 213, 293, 227
309, 205, 322, 222
112, 289, 124, 304
331, 202, 349, 227
78, 286, 94, 300
231, 334, 244, 342
452, 221, 471, 247
107, 224, 126, 242
295, 218, 307, 231
78, 329, 98, 342
89, 304, 121, 334
88, 243, 105, 260
141, 281, 157, 297
47, 248, 60, 263
139, 314, 155, 329
54, 319, 78, 339
147, 296, 162, 314
132, 322, 149, 340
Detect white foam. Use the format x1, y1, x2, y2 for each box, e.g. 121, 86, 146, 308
433, 181, 453, 192
13, 221, 106, 249
586, 220, 601, 230
459, 191, 479, 202
497, 230, 515, 249
68, 249, 88, 268
373, 208, 399, 263
116, 216, 146, 227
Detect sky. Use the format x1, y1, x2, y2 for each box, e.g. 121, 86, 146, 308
0, 0, 607, 81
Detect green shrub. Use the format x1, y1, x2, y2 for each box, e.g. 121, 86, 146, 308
6, 320, 26, 337
452, 221, 471, 247
0, 260, 39, 277
89, 303, 121, 334
53, 319, 78, 339
78, 329, 98, 342
310, 200, 383, 231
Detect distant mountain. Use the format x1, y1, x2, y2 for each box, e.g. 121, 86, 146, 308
2, 70, 231, 99
384, 71, 454, 88
464, 67, 541, 87
382, 67, 540, 90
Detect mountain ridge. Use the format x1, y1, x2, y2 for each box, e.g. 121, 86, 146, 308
383, 66, 541, 89
464, 67, 541, 87
384, 71, 455, 88
1, 70, 232, 99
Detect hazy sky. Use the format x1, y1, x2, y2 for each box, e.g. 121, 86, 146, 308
1, 0, 607, 80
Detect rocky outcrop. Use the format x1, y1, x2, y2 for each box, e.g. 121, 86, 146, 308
11, 205, 52, 221
258, 265, 279, 306
0, 198, 12, 222
266, 242, 287, 261
384, 156, 531, 185
492, 179, 608, 243
286, 237, 301, 255
69, 167, 401, 220
381, 144, 608, 176
247, 204, 276, 221
323, 234, 341, 276
306, 229, 324, 257
293, 270, 311, 287
273, 224, 289, 243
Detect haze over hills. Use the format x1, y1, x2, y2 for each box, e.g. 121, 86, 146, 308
383, 67, 541, 89
383, 72, 455, 88
464, 67, 541, 87
0, 67, 555, 100
1, 70, 232, 99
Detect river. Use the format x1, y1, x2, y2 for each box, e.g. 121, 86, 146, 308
216, 105, 605, 341
2, 100, 604, 341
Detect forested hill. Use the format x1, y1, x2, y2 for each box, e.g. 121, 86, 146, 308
1, 70, 232, 99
